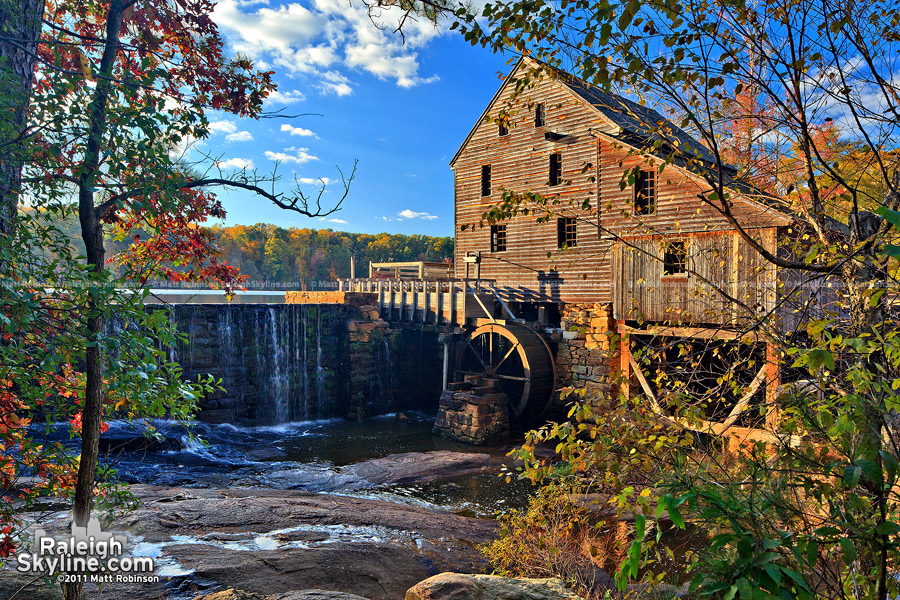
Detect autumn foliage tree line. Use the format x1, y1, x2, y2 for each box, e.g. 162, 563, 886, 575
50, 216, 454, 285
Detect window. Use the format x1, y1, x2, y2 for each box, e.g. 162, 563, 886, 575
535, 103, 545, 127
490, 224, 507, 252
557, 217, 577, 248
498, 121, 508, 136
549, 153, 562, 186
634, 170, 656, 214
481, 165, 491, 197
663, 241, 687, 276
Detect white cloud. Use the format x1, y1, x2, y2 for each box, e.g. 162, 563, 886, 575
208, 120, 238, 135
264, 146, 318, 164
328, 218, 348, 224
319, 71, 353, 96
297, 177, 331, 185
226, 130, 254, 142
266, 89, 306, 105
398, 209, 439, 220
211, 0, 442, 94
216, 157, 255, 169
168, 133, 204, 160
281, 124, 318, 138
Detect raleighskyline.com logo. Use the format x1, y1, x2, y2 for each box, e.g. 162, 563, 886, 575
16, 517, 158, 584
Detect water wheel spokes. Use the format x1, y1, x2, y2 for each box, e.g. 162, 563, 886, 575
455, 323, 556, 423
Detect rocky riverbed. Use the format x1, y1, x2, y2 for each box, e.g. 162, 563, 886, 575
3, 416, 534, 600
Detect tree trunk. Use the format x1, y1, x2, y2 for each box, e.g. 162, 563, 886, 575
0, 0, 45, 236
62, 2, 124, 599
842, 259, 885, 337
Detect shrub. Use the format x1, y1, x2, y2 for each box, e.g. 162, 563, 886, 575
483, 481, 621, 599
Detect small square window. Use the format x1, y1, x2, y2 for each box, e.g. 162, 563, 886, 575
635, 170, 656, 214
557, 217, 576, 248
549, 153, 562, 186
535, 104, 545, 127
481, 165, 491, 197
498, 121, 508, 136
491, 224, 507, 252
663, 241, 687, 275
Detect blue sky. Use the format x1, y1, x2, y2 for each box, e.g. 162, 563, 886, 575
182, 0, 511, 238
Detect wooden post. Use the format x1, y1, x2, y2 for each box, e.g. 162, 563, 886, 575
617, 320, 631, 399
434, 281, 444, 325
765, 342, 781, 430
389, 281, 395, 320
400, 283, 406, 322
449, 282, 457, 325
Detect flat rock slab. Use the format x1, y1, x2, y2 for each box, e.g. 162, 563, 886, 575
260, 451, 497, 492
118, 485, 497, 542
406, 573, 585, 600
113, 486, 494, 600
174, 543, 428, 599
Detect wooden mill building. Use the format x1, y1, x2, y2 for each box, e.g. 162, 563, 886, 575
340, 58, 831, 441
451, 57, 793, 326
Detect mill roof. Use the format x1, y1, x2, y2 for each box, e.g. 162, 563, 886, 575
450, 57, 721, 169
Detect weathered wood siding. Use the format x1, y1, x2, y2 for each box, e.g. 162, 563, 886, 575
452, 73, 613, 303
612, 230, 778, 325
451, 63, 791, 322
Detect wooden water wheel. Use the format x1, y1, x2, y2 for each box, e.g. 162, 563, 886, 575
455, 322, 556, 424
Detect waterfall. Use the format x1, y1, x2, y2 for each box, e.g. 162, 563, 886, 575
316, 306, 326, 416
155, 302, 417, 426
302, 305, 309, 420
268, 307, 290, 424
381, 337, 394, 409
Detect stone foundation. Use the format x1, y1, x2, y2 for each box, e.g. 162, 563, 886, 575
433, 375, 510, 444
555, 302, 618, 409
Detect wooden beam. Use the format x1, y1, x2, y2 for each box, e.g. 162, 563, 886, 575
720, 364, 768, 428
617, 320, 630, 399
765, 343, 781, 430
470, 285, 496, 322
621, 324, 762, 342
629, 354, 661, 413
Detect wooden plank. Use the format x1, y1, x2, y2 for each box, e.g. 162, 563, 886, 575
621, 324, 762, 342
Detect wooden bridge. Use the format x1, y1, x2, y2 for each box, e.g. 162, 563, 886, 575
338, 278, 518, 329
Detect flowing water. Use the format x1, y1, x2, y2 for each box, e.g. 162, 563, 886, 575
38, 413, 533, 518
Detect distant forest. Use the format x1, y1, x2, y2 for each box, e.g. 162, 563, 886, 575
209, 224, 454, 284
55, 216, 453, 286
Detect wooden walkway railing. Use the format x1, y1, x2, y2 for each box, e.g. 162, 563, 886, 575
338, 279, 501, 327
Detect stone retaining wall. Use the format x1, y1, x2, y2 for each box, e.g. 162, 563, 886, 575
555, 302, 618, 408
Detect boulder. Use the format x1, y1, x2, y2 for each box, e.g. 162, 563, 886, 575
405, 573, 584, 600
